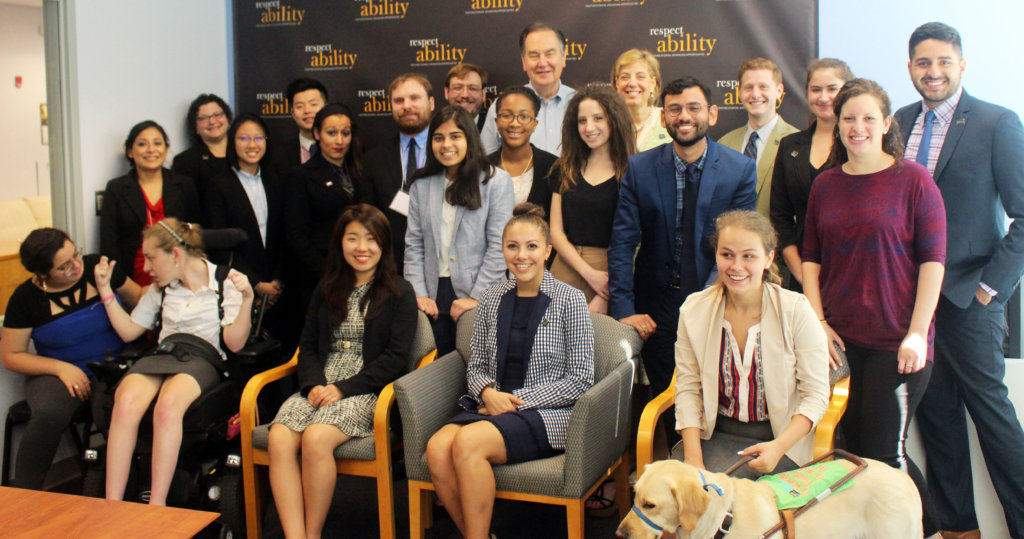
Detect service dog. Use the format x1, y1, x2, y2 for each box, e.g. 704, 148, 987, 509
617, 459, 922, 538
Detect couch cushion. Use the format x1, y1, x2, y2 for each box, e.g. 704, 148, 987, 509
24, 197, 52, 228
251, 423, 379, 460
0, 199, 40, 244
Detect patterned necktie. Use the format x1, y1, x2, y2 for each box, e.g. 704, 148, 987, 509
915, 110, 936, 168
744, 131, 759, 161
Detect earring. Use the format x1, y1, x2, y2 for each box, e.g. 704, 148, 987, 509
41, 277, 48, 292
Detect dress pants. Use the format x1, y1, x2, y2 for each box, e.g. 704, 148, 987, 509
916, 296, 1024, 535
640, 285, 687, 396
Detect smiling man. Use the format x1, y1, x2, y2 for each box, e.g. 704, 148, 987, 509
444, 63, 489, 131
272, 78, 327, 180
608, 76, 756, 400
894, 22, 1024, 539
718, 58, 798, 219
479, 22, 575, 155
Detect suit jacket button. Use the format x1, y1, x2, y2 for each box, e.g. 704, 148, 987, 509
451, 256, 456, 261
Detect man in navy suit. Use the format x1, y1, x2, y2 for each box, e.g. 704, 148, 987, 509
609, 76, 756, 395
895, 22, 1024, 538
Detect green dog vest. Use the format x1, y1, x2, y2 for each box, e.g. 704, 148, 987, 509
756, 461, 854, 509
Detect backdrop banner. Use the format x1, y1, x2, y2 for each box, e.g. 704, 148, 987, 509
234, 0, 818, 147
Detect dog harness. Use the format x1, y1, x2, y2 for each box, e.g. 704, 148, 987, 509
700, 470, 735, 539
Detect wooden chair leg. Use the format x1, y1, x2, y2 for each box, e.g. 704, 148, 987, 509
242, 461, 263, 539
409, 483, 432, 539
376, 460, 396, 539
566, 499, 585, 539
614, 458, 631, 520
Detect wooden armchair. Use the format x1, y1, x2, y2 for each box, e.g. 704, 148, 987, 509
635, 358, 851, 477
393, 310, 643, 539
239, 311, 436, 538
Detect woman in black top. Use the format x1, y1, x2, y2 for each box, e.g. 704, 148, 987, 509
769, 59, 853, 291
486, 86, 558, 217
1, 229, 141, 490
171, 94, 233, 218
100, 120, 201, 287
549, 83, 635, 314
284, 103, 365, 323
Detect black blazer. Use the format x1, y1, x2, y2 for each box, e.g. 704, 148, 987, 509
171, 144, 228, 223
283, 151, 362, 279
204, 166, 285, 285
297, 279, 418, 397
768, 126, 827, 252
271, 135, 302, 183
487, 143, 557, 218
895, 91, 1024, 307
99, 169, 201, 273
362, 137, 408, 274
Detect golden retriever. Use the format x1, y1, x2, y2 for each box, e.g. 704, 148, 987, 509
617, 459, 922, 538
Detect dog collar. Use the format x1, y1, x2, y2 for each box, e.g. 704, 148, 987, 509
699, 469, 724, 496
713, 510, 735, 539
630, 504, 663, 534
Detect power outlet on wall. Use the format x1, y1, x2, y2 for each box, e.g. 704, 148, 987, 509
95, 191, 103, 216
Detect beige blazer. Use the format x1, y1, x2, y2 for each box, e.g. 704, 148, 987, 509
673, 282, 830, 465
719, 117, 800, 218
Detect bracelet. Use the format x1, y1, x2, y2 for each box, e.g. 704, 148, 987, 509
101, 293, 116, 304
820, 319, 827, 324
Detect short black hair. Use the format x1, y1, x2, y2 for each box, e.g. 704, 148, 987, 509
494, 85, 542, 115
225, 113, 272, 170
20, 228, 71, 276
660, 76, 712, 105
286, 78, 328, 103
123, 120, 169, 166
185, 94, 233, 145
518, 21, 566, 55
909, 22, 962, 59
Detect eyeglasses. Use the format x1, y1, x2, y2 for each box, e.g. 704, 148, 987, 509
496, 112, 536, 124
449, 84, 482, 94
197, 111, 226, 123
236, 136, 266, 144
53, 249, 82, 275
664, 103, 707, 117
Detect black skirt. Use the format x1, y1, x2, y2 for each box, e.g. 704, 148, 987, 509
447, 409, 559, 464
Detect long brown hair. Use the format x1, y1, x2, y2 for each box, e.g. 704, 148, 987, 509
554, 83, 635, 193
321, 204, 400, 324
825, 78, 905, 170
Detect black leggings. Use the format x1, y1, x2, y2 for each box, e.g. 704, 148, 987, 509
842, 343, 939, 536
12, 375, 88, 490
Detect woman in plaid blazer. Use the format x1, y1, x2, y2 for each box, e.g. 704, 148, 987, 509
425, 203, 595, 539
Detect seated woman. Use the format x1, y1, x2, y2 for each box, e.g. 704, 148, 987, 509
267, 203, 417, 539
100, 120, 201, 287
94, 218, 253, 505
1, 228, 141, 490
675, 210, 829, 479
426, 203, 594, 539
486, 86, 558, 216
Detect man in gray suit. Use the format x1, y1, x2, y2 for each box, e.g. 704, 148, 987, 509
895, 22, 1024, 539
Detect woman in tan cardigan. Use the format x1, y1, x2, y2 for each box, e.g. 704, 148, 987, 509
674, 210, 829, 478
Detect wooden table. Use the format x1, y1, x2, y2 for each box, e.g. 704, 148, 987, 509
0, 486, 219, 538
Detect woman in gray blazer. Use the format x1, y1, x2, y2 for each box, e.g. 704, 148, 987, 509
425, 203, 595, 539
404, 106, 513, 355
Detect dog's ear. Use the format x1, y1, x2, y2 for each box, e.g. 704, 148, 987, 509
671, 477, 710, 532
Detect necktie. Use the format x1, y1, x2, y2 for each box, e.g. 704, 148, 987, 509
915, 110, 936, 168
404, 139, 418, 191
744, 131, 759, 161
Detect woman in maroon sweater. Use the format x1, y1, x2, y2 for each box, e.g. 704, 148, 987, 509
801, 78, 945, 538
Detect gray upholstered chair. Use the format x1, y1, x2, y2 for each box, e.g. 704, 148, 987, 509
239, 310, 436, 539
394, 309, 642, 539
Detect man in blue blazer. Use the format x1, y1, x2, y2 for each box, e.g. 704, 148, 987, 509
609, 77, 756, 395
895, 22, 1024, 538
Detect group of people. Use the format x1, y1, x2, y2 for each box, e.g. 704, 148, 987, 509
2, 18, 1023, 539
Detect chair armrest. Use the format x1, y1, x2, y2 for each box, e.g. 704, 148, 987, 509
394, 351, 467, 482
562, 360, 634, 498
415, 349, 438, 369
371, 348, 440, 458
240, 351, 299, 436
813, 375, 850, 459
636, 370, 677, 477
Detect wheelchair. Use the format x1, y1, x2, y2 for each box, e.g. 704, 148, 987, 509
79, 228, 286, 539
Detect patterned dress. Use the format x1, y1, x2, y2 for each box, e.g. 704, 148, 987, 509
272, 283, 377, 437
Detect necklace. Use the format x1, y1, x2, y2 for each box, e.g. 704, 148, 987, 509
635, 106, 656, 134
500, 151, 534, 178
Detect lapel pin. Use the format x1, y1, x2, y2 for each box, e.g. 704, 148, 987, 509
956, 118, 966, 125
326, 181, 334, 187
790, 151, 799, 158
542, 318, 549, 326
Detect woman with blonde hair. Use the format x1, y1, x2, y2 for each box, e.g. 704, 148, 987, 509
611, 49, 670, 151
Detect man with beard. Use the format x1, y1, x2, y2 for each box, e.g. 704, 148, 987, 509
894, 22, 1024, 539
444, 63, 489, 131
363, 73, 435, 273
608, 76, 756, 398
